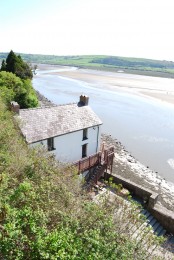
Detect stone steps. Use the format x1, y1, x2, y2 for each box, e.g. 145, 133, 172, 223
84, 164, 106, 191
140, 208, 174, 253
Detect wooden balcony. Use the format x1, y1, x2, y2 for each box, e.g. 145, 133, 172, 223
72, 145, 114, 174
72, 152, 101, 173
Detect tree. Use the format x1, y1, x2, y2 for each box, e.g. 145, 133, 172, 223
5, 50, 17, 73
0, 59, 6, 71
0, 51, 38, 108
0, 71, 38, 108
15, 79, 38, 108
33, 64, 38, 75
1, 50, 33, 80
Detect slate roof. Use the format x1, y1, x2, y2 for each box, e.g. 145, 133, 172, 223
17, 103, 102, 144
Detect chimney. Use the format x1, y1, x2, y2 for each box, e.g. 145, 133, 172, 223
78, 95, 89, 106
10, 101, 20, 114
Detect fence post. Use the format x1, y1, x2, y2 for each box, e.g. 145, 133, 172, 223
99, 152, 101, 164
95, 173, 97, 184
79, 160, 81, 172
111, 153, 114, 173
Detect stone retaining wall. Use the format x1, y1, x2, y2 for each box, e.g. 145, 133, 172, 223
150, 205, 174, 235
104, 173, 174, 234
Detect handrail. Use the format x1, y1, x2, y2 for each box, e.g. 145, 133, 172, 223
72, 152, 101, 173
72, 146, 114, 174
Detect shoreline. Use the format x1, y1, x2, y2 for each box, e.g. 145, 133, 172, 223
35, 90, 174, 212
50, 66, 174, 107
35, 90, 55, 107
101, 134, 174, 212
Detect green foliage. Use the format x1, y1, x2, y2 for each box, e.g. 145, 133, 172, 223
1, 59, 6, 71
0, 99, 166, 259
1, 50, 33, 80
0, 51, 38, 108
0, 71, 38, 108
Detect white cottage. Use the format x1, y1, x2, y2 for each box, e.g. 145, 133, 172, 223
16, 96, 102, 163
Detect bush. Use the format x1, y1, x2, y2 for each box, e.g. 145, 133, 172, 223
0, 71, 38, 108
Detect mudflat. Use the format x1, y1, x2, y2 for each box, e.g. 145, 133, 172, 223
52, 67, 174, 106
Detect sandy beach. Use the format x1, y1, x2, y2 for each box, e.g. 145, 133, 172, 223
51, 67, 174, 106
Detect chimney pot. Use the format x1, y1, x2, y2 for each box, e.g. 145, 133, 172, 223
79, 95, 89, 106
10, 101, 20, 114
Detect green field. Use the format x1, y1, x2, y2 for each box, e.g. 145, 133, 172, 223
1, 53, 174, 78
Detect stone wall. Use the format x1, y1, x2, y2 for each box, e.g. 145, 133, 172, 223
104, 172, 174, 234
150, 205, 174, 235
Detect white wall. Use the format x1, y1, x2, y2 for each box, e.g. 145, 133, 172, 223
29, 125, 101, 163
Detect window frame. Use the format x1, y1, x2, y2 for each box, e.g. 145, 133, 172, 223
47, 137, 55, 151
82, 143, 87, 158
82, 128, 88, 141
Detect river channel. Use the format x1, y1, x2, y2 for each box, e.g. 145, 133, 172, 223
32, 65, 174, 184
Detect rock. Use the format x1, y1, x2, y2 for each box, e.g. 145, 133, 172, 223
36, 91, 55, 107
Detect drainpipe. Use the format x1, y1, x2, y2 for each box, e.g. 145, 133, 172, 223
96, 126, 99, 153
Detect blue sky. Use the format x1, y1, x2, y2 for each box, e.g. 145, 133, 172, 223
1, 0, 174, 61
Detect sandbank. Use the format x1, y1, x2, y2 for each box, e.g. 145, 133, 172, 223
51, 67, 174, 106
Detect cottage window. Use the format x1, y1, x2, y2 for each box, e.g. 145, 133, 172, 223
82, 128, 88, 140
47, 137, 55, 151
82, 144, 87, 158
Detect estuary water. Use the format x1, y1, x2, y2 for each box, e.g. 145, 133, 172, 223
32, 66, 174, 184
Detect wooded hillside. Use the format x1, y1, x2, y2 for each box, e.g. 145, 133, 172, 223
1, 52, 174, 78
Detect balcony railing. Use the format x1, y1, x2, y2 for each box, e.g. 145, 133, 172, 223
72, 152, 101, 173
72, 144, 114, 174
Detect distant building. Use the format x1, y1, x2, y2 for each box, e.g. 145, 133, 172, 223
15, 95, 102, 163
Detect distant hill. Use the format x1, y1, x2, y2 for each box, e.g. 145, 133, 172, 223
1, 53, 174, 78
